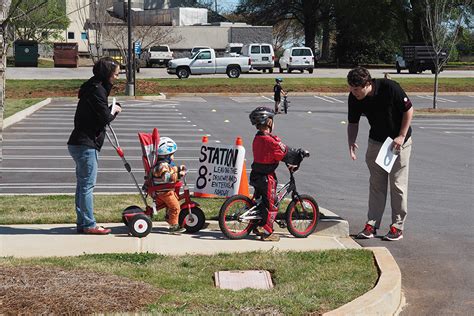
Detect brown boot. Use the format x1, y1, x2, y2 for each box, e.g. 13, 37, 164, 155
261, 233, 280, 242
252, 226, 265, 236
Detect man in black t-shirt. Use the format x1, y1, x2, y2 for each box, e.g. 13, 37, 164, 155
347, 67, 413, 241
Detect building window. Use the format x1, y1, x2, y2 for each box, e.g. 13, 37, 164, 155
81, 32, 87, 40
68, 32, 75, 40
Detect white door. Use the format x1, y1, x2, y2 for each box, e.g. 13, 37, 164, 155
191, 51, 215, 74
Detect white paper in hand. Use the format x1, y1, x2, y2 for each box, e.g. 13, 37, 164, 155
110, 97, 119, 114
375, 137, 399, 173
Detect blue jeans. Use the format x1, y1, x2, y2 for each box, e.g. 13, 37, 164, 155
68, 145, 99, 230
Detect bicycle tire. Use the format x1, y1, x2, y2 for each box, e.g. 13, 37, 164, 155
219, 195, 256, 239
285, 194, 320, 238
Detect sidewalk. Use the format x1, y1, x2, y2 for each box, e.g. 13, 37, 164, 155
0, 221, 358, 258
0, 211, 403, 315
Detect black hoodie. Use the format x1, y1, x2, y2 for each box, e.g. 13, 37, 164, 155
67, 76, 116, 150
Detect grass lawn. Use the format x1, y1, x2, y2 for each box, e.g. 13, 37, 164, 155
3, 98, 44, 118
0, 194, 377, 314
0, 194, 226, 225
0, 250, 378, 314
4, 77, 474, 100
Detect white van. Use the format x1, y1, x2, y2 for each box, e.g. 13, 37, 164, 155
224, 43, 244, 57
241, 43, 275, 73
279, 47, 314, 73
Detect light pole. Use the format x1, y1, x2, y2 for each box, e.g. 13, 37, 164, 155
125, 0, 134, 96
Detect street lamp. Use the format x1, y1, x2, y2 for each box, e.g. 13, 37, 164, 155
125, 0, 134, 96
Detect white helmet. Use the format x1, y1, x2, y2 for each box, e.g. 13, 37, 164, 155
158, 137, 177, 155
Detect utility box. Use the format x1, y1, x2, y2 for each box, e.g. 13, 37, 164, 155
14, 40, 39, 67
53, 43, 79, 68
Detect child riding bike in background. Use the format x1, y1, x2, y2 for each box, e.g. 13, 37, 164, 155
273, 78, 287, 113
152, 137, 187, 233
249, 106, 303, 241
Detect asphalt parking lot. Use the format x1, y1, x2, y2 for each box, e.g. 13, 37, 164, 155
2, 94, 473, 194
2, 94, 474, 315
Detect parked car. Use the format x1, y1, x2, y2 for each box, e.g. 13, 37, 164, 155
395, 45, 447, 74
224, 43, 244, 57
190, 46, 211, 57
141, 45, 174, 67
167, 48, 251, 79
241, 43, 274, 73
279, 47, 314, 73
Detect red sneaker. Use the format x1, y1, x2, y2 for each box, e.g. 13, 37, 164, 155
83, 226, 111, 235
356, 224, 376, 239
383, 226, 403, 241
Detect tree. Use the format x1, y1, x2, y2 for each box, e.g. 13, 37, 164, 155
423, 0, 471, 109
9, 0, 69, 43
235, 0, 331, 55
333, 0, 401, 64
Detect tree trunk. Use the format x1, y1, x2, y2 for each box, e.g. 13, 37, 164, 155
302, 0, 318, 53
433, 61, 439, 109
1, 0, 12, 166
321, 17, 330, 61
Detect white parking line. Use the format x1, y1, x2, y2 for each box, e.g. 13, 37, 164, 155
3, 155, 199, 160
3, 146, 202, 150
444, 131, 474, 134
420, 127, 474, 130
0, 183, 196, 190
416, 95, 457, 103
0, 167, 199, 173
322, 96, 345, 103
31, 113, 184, 118
21, 118, 191, 123
2, 139, 203, 144
261, 96, 274, 102
9, 126, 204, 131
314, 95, 334, 103
13, 122, 194, 127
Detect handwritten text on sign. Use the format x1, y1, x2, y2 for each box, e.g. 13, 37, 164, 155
194, 144, 245, 197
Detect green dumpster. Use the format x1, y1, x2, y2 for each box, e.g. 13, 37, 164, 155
14, 40, 39, 67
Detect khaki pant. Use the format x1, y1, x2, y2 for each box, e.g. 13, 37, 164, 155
156, 190, 180, 226
365, 137, 412, 231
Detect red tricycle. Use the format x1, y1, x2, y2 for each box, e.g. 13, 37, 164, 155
106, 126, 206, 238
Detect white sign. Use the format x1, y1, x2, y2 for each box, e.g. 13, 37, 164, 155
194, 143, 246, 197
375, 137, 399, 173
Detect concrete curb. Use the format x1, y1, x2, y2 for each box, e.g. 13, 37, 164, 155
324, 247, 403, 316
4, 98, 52, 129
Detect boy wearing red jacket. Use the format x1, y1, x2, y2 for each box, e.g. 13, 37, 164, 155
248, 107, 289, 241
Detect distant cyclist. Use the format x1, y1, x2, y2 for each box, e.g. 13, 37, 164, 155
273, 78, 287, 113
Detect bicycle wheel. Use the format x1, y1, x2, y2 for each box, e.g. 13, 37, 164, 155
283, 100, 288, 114
219, 195, 256, 239
285, 194, 320, 238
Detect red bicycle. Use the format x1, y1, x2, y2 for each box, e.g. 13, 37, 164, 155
218, 150, 319, 239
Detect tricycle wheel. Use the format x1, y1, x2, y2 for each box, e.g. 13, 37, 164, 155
122, 205, 144, 225
128, 214, 152, 238
179, 207, 206, 233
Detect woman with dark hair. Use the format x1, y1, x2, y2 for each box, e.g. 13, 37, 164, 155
67, 57, 122, 235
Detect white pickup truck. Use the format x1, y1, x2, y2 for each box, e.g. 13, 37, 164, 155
141, 45, 173, 67
167, 48, 251, 79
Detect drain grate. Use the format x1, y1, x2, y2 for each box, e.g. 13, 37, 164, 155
214, 270, 273, 290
